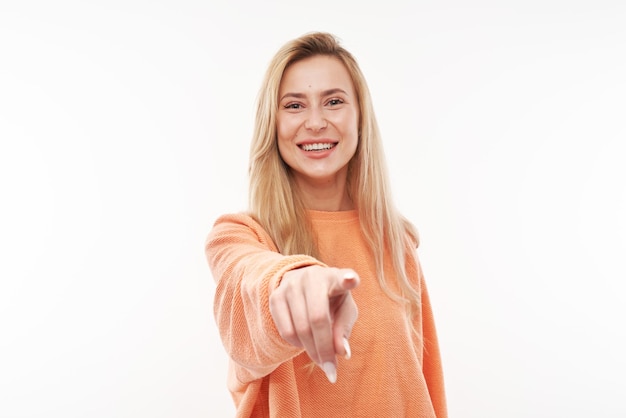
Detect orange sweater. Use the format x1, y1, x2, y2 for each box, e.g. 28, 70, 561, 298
205, 210, 447, 418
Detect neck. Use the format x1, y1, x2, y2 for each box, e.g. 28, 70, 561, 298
295, 177, 354, 212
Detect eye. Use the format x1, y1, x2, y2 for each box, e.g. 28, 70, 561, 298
284, 102, 302, 109
327, 98, 344, 106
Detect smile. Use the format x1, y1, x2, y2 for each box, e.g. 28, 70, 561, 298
299, 142, 337, 151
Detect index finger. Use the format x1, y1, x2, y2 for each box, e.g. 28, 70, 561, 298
327, 269, 360, 299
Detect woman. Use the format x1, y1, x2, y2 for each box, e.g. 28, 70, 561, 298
206, 32, 447, 417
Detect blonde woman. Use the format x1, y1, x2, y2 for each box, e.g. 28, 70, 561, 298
206, 32, 447, 417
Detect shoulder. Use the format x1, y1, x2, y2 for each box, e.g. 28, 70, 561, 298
208, 212, 279, 252
212, 212, 264, 231
400, 215, 420, 249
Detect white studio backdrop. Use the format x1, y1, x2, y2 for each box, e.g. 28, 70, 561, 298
1, 1, 624, 417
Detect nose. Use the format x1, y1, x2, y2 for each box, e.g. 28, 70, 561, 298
304, 106, 327, 131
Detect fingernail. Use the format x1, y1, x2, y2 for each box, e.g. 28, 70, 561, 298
343, 337, 351, 360
343, 271, 356, 280
322, 362, 337, 383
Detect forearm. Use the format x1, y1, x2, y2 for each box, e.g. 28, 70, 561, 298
206, 214, 324, 380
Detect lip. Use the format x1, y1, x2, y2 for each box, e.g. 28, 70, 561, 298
296, 139, 338, 158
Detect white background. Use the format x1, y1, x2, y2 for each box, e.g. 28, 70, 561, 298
1, 1, 625, 417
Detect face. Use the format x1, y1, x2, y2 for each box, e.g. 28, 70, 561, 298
276, 55, 359, 190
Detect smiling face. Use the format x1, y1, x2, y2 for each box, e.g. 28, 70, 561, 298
276, 55, 359, 197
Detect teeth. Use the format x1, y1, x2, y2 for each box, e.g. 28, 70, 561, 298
301, 143, 335, 151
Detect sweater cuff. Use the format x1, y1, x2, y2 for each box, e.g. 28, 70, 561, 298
266, 255, 328, 291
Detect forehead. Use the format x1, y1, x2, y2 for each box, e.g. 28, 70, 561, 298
279, 55, 355, 94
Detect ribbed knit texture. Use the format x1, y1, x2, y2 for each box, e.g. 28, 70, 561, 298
206, 210, 447, 418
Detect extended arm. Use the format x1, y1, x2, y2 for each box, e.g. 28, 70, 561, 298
206, 213, 324, 382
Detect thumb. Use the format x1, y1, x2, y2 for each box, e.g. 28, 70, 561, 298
331, 285, 358, 359
328, 269, 359, 360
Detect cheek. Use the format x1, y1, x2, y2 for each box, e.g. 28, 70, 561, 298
276, 115, 299, 141
340, 107, 358, 127
345, 112, 360, 138
276, 125, 292, 161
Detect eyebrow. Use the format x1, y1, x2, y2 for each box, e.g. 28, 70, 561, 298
279, 88, 349, 101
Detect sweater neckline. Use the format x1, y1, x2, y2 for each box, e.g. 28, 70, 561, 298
307, 209, 358, 222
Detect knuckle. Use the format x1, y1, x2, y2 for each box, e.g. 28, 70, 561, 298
294, 322, 312, 336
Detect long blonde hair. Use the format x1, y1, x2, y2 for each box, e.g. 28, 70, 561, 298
248, 32, 421, 316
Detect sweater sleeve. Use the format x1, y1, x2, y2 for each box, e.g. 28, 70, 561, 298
205, 213, 326, 383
